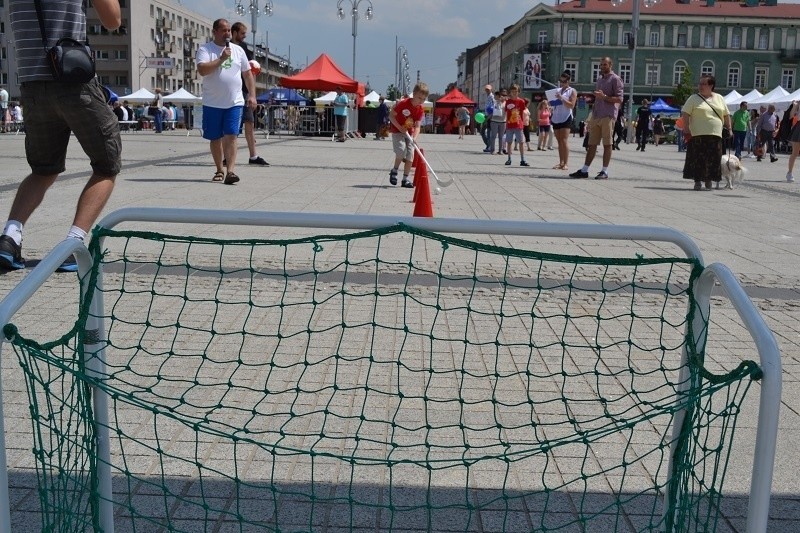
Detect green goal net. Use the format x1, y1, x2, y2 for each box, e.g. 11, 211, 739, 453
3, 224, 761, 532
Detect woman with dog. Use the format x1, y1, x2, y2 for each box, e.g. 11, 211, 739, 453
680, 74, 731, 191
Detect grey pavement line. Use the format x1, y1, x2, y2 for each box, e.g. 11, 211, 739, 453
104, 262, 800, 301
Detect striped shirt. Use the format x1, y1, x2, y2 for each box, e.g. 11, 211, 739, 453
10, 0, 87, 83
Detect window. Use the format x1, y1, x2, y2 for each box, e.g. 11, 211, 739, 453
646, 64, 660, 87
115, 49, 128, 60
591, 62, 601, 82
754, 67, 768, 90
649, 32, 659, 47
731, 33, 741, 49
727, 64, 740, 88
115, 75, 128, 86
623, 31, 633, 47
701, 61, 714, 77
99, 75, 110, 85
563, 62, 577, 83
757, 34, 768, 49
618, 63, 631, 85
567, 29, 577, 45
595, 30, 605, 46
538, 30, 547, 44
704, 32, 714, 48
677, 33, 687, 48
88, 24, 102, 35
93, 49, 110, 60
782, 69, 795, 91
673, 61, 687, 86
150, 5, 154, 17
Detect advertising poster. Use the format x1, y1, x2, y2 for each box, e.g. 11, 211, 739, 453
523, 53, 542, 90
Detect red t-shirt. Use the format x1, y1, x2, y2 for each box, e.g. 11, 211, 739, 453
504, 98, 526, 129
390, 98, 424, 133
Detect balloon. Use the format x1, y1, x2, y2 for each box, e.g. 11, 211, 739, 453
249, 60, 262, 76
474, 112, 485, 124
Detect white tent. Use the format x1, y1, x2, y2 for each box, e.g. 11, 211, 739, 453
762, 87, 800, 112
120, 88, 155, 103
164, 87, 201, 104
723, 90, 742, 105
727, 89, 762, 112
314, 91, 338, 104
749, 86, 790, 108
363, 90, 381, 103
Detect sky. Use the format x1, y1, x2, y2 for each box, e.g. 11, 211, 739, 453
185, 0, 539, 95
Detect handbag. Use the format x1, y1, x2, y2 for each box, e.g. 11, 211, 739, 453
34, 0, 96, 83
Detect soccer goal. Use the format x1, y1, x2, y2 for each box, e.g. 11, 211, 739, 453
0, 208, 780, 533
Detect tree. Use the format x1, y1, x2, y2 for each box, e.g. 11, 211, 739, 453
386, 84, 401, 101
671, 66, 694, 107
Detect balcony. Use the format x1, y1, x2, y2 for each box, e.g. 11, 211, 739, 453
528, 42, 551, 54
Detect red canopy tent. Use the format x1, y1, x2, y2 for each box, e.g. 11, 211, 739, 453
433, 88, 476, 134
279, 53, 364, 96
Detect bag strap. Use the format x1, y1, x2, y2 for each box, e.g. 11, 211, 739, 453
698, 93, 726, 124
32, 0, 50, 52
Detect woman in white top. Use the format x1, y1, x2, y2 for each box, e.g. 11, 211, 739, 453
786, 100, 800, 183
550, 72, 577, 170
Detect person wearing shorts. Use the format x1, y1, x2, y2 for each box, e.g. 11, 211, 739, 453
0, 0, 122, 273
503, 84, 529, 166
231, 22, 269, 166
570, 57, 624, 180
197, 18, 257, 185
388, 82, 430, 188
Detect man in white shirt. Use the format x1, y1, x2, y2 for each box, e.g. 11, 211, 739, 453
0, 85, 8, 133
196, 18, 257, 185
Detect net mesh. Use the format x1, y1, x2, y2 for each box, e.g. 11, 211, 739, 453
4, 225, 761, 532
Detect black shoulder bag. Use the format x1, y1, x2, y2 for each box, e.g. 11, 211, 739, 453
33, 0, 96, 83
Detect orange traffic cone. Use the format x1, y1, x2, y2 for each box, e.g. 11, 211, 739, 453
413, 161, 434, 218
411, 146, 421, 169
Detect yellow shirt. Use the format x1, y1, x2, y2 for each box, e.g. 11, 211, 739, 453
682, 92, 728, 137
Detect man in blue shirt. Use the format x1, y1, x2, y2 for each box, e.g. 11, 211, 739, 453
333, 87, 349, 142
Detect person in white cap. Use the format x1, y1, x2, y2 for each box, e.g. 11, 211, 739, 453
481, 84, 494, 152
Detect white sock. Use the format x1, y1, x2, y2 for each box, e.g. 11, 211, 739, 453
581, 165, 589, 172
3, 220, 23, 246
601, 166, 609, 173
67, 226, 87, 241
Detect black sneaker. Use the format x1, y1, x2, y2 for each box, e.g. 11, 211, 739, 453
0, 235, 25, 270
569, 169, 589, 179
389, 169, 398, 186
594, 171, 609, 180
401, 179, 413, 188
56, 254, 78, 273
520, 160, 529, 167
249, 156, 270, 166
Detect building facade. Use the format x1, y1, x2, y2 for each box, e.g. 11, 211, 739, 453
461, 0, 800, 115
0, 0, 290, 99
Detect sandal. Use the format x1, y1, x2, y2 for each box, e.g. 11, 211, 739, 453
224, 171, 240, 185
212, 171, 224, 182
552, 164, 564, 170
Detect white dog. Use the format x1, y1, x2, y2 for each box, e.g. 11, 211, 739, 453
720, 154, 747, 189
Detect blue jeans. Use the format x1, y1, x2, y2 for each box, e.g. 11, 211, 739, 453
733, 130, 746, 158
153, 108, 163, 133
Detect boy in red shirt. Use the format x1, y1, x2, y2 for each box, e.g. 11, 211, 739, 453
504, 84, 529, 166
388, 82, 430, 188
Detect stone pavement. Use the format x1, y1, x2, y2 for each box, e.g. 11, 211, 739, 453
0, 130, 797, 531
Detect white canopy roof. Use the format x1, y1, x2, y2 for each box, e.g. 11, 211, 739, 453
723, 90, 742, 104
314, 91, 338, 104
760, 87, 800, 112
363, 90, 381, 103
727, 89, 763, 112
164, 87, 201, 104
120, 88, 155, 103
749, 86, 790, 106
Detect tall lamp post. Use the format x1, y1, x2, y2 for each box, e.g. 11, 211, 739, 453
396, 41, 410, 97
611, 0, 661, 142
337, 0, 373, 79
234, 1, 274, 48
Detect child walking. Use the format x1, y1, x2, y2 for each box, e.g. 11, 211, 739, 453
504, 84, 529, 166
388, 82, 430, 188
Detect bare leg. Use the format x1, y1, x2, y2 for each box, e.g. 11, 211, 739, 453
788, 142, 800, 174
556, 129, 569, 167
244, 121, 257, 158
222, 134, 238, 173
210, 139, 224, 173
71, 174, 117, 231
583, 144, 598, 167
601, 144, 613, 168
7, 173, 59, 225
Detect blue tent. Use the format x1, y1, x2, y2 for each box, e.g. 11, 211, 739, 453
649, 98, 680, 114
256, 87, 312, 106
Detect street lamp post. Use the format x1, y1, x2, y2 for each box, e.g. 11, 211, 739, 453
337, 0, 373, 79
234, 1, 273, 49
395, 40, 410, 97
611, 0, 661, 142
